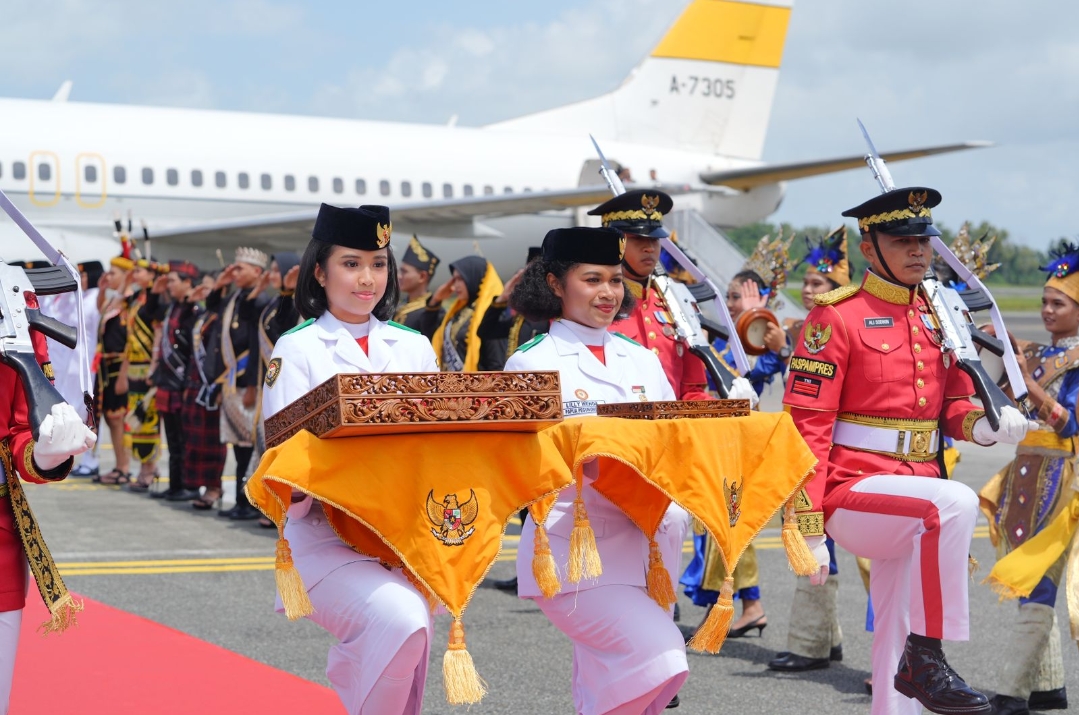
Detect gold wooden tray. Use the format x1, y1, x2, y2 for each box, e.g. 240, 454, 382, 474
597, 399, 752, 420
264, 371, 563, 447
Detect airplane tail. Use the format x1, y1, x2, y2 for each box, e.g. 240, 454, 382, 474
486, 0, 792, 161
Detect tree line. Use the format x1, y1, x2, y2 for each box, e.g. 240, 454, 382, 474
724, 221, 1069, 286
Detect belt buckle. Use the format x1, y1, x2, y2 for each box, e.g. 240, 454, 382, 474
909, 429, 932, 458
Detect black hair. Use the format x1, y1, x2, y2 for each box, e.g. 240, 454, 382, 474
509, 259, 636, 322
732, 269, 767, 291
295, 239, 400, 322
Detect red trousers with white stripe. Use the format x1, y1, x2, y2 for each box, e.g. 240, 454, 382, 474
825, 475, 979, 715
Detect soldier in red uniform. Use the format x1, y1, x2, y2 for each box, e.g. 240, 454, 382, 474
784, 187, 1032, 715
1, 315, 97, 713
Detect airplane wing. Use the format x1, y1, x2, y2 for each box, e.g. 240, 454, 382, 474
149, 184, 689, 246
700, 141, 992, 191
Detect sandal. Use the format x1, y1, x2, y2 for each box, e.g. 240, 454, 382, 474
258, 517, 275, 529
99, 469, 131, 485
192, 489, 223, 510
128, 473, 159, 493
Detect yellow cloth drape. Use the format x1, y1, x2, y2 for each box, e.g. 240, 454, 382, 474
431, 262, 503, 371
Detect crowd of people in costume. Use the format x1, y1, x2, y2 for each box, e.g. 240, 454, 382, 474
1, 182, 1076, 715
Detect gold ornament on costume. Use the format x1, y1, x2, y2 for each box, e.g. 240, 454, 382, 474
723, 477, 744, 527
427, 489, 480, 546
741, 231, 795, 309
803, 322, 832, 355
376, 222, 392, 248
947, 222, 1000, 280
410, 235, 429, 263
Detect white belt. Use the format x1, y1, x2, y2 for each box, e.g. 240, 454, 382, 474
832, 420, 939, 461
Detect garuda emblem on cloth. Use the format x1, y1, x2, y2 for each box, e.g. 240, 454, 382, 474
723, 477, 743, 527
426, 489, 479, 546
803, 322, 832, 355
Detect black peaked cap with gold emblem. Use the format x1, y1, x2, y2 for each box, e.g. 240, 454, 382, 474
542, 227, 626, 265
401, 235, 440, 276
842, 187, 942, 237
312, 203, 393, 250
587, 189, 673, 238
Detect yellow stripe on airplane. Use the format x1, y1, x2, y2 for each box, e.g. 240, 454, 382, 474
651, 0, 791, 69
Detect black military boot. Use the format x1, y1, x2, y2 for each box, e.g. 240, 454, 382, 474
893, 634, 991, 715
1027, 686, 1067, 710
987, 694, 1029, 714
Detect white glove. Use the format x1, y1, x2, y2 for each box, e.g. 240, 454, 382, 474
971, 406, 1036, 446
803, 534, 830, 586
728, 377, 759, 409
32, 403, 97, 471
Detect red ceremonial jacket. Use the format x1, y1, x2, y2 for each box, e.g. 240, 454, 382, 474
783, 271, 982, 526
609, 279, 711, 401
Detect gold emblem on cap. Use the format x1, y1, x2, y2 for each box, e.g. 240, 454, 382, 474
376, 222, 392, 248
908, 190, 928, 211
409, 235, 428, 262
618, 235, 627, 260
641, 194, 660, 215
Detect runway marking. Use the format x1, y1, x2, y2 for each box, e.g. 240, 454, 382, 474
59, 527, 990, 576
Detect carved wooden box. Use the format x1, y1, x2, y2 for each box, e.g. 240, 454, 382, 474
597, 399, 752, 420
264, 371, 563, 447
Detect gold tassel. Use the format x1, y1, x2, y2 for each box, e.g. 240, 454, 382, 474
275, 536, 314, 620
532, 523, 561, 598
39, 592, 84, 635
646, 537, 677, 609
782, 502, 818, 577
688, 576, 734, 654
443, 619, 487, 705
567, 493, 602, 583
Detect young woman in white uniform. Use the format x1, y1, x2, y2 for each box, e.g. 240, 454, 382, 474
505, 226, 691, 715
261, 204, 438, 715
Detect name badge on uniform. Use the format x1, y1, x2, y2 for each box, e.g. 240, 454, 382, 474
864, 317, 893, 328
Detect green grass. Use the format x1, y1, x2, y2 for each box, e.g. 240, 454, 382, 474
994, 295, 1043, 312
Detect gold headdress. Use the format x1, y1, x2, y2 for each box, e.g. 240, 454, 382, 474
741, 232, 795, 308
950, 222, 1000, 280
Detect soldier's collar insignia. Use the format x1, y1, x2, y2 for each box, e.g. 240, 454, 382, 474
426, 489, 478, 546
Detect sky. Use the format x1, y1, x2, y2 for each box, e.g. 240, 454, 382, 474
2, 0, 1076, 249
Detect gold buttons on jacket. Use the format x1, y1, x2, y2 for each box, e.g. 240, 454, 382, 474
908, 309, 915, 318
911, 326, 920, 335
913, 343, 922, 353
648, 331, 657, 340
918, 396, 927, 407
917, 361, 925, 371
881, 343, 890, 350
652, 347, 660, 355
644, 317, 651, 324
916, 378, 925, 389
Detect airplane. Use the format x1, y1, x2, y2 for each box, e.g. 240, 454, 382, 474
1, 0, 986, 277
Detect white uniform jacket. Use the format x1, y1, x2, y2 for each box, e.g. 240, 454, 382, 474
261, 311, 438, 593
505, 319, 690, 598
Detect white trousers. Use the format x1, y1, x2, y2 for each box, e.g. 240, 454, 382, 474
306, 560, 432, 715
826, 475, 978, 715
0, 608, 21, 715
537, 584, 688, 715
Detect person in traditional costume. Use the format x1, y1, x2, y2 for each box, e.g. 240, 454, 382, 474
784, 186, 1033, 715
506, 226, 690, 715
261, 204, 438, 715
184, 272, 229, 509
394, 236, 441, 338
478, 246, 549, 369
423, 255, 504, 371
95, 254, 133, 484
1, 282, 97, 714
150, 261, 203, 502
979, 242, 1079, 715
122, 259, 167, 492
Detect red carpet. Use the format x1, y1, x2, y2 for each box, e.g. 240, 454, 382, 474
11, 593, 342, 714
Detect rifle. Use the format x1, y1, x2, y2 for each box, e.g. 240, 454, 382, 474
857, 120, 1024, 430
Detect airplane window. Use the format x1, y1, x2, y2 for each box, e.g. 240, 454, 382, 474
503, 186, 513, 194
308, 176, 319, 192
142, 167, 154, 185
191, 169, 203, 187
483, 185, 493, 196
84, 165, 97, 183
284, 175, 295, 191
113, 166, 126, 184
167, 168, 178, 186
379, 180, 390, 196
422, 182, 432, 198
401, 181, 412, 198
38, 163, 51, 181
239, 172, 250, 189
355, 179, 367, 195
333, 177, 343, 194
215, 171, 226, 188
13, 162, 26, 180
443, 183, 453, 198
463, 184, 473, 197
261, 173, 272, 190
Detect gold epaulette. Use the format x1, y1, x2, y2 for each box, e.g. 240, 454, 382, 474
813, 283, 860, 306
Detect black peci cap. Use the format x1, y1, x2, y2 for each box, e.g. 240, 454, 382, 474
842, 187, 942, 237
542, 227, 626, 265
312, 203, 393, 250
587, 190, 673, 238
